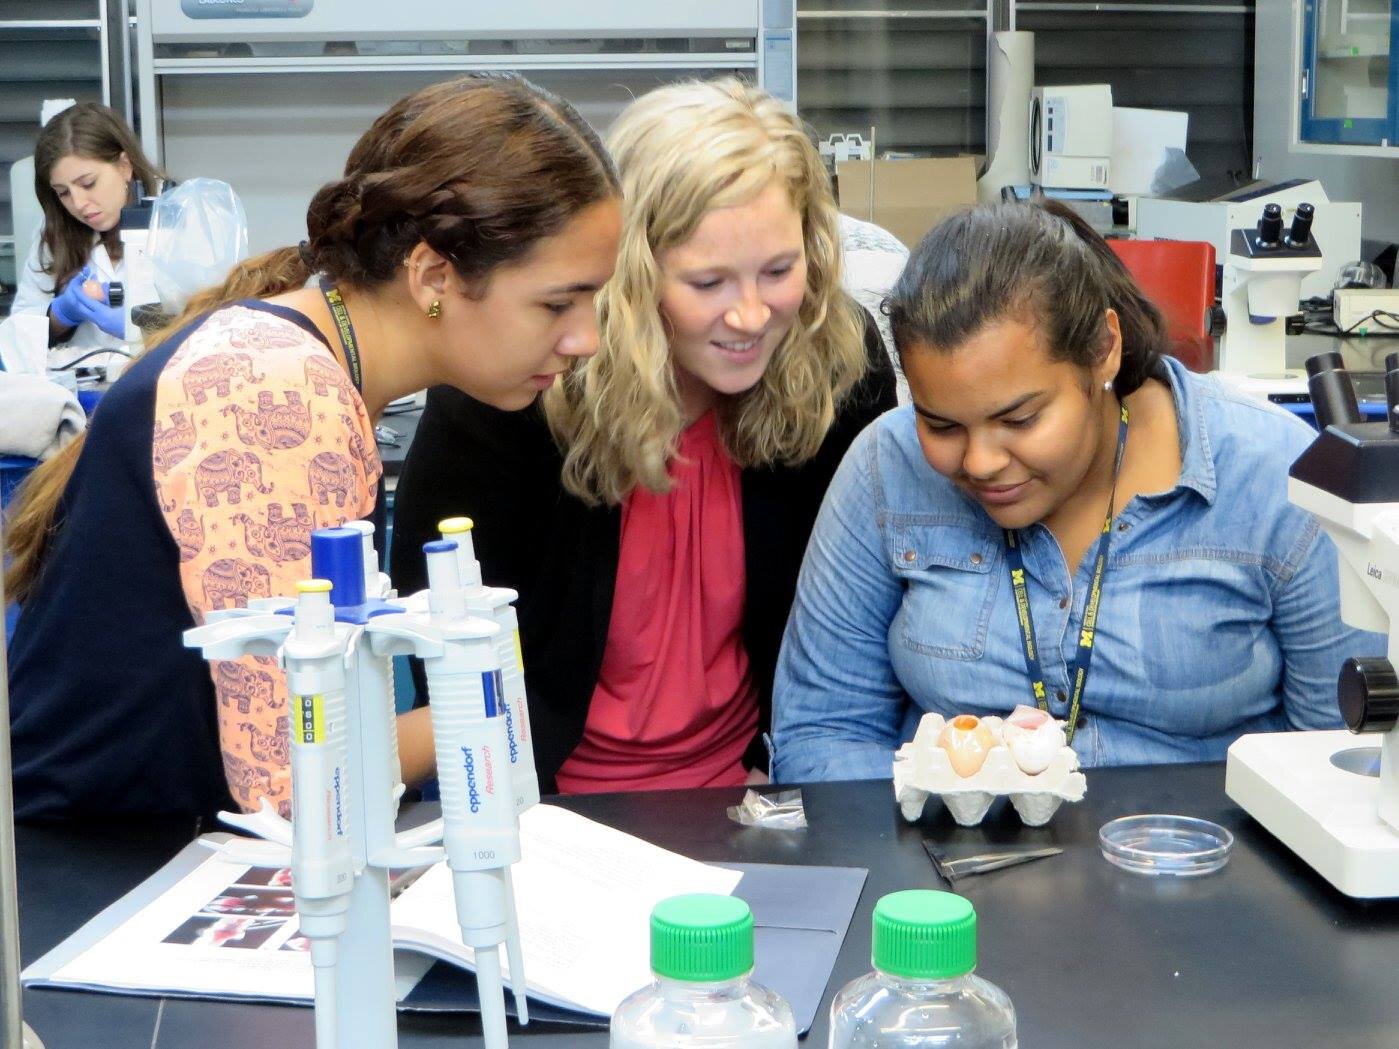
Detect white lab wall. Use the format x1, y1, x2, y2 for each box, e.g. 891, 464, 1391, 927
160, 70, 697, 255
1253, 0, 1399, 247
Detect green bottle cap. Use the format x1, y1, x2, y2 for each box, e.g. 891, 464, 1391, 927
872, 890, 977, 980
650, 894, 754, 982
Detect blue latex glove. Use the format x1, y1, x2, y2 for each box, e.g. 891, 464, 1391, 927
49, 267, 126, 338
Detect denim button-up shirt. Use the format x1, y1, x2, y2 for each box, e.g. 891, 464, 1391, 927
771, 356, 1384, 783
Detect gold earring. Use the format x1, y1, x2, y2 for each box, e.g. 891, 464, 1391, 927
426, 300, 442, 319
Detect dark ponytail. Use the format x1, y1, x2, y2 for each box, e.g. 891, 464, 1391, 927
6, 73, 619, 604
888, 200, 1167, 396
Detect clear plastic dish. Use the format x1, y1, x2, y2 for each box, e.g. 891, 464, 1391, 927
1098, 815, 1234, 877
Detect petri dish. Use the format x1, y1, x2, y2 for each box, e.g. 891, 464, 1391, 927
1098, 814, 1234, 876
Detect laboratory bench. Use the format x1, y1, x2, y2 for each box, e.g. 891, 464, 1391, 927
14, 763, 1399, 1049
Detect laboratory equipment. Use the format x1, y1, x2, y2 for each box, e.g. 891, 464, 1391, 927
1135, 180, 1362, 301
427, 518, 540, 815
366, 537, 527, 1034
893, 710, 1086, 827
1216, 201, 1323, 401
185, 523, 532, 1048
1226, 351, 1399, 898
133, 0, 796, 251
1332, 288, 1399, 334
117, 179, 163, 344
1097, 815, 1233, 877
818, 133, 872, 170
828, 890, 1016, 1049
1028, 84, 1112, 191
924, 845, 1063, 882
611, 894, 797, 1049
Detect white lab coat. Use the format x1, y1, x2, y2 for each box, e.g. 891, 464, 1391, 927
10, 227, 130, 370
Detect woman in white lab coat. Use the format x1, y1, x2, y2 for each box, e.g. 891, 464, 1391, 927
11, 102, 166, 369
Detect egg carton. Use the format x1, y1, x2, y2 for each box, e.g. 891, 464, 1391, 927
893, 713, 1087, 827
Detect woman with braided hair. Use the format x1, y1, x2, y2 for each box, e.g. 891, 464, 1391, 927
5, 74, 621, 819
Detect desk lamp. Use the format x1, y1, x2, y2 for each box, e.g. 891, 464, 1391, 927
0, 516, 46, 1047
1226, 351, 1399, 897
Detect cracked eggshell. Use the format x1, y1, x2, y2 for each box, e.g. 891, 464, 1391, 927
892, 708, 1086, 826
1007, 704, 1050, 730
1003, 717, 1066, 775
937, 714, 997, 777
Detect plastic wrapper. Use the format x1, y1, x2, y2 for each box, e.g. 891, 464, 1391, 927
147, 178, 250, 315
726, 788, 808, 830
893, 710, 1086, 827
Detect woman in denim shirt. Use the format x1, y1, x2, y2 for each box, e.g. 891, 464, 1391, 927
771, 202, 1383, 782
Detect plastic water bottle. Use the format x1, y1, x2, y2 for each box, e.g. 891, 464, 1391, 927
611, 894, 797, 1049
828, 890, 1016, 1049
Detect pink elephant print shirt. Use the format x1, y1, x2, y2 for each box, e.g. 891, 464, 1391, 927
153, 304, 382, 815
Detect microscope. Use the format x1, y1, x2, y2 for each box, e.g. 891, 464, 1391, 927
116, 180, 168, 347
1225, 351, 1399, 898
1216, 202, 1322, 404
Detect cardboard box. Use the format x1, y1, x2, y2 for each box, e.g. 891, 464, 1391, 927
836, 155, 978, 250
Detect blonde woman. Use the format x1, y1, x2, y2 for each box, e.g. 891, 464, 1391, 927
391, 78, 896, 794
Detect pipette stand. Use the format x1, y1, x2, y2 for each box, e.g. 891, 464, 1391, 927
1227, 354, 1399, 898
185, 523, 525, 1049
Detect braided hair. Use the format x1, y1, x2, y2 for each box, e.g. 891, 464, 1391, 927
301, 74, 616, 292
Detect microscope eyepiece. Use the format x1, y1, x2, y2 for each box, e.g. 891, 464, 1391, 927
1305, 350, 1346, 378
1286, 202, 1315, 247
1257, 203, 1283, 248
1305, 351, 1364, 429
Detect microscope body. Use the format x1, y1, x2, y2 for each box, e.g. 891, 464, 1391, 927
1217, 202, 1322, 388
1226, 352, 1399, 897
1288, 415, 1399, 834
117, 181, 162, 344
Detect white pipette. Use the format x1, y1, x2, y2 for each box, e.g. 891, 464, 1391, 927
282, 579, 356, 1049
436, 518, 536, 1023
437, 517, 541, 814
343, 519, 404, 808
410, 539, 522, 1049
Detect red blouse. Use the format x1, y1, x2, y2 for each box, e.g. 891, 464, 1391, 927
555, 411, 758, 793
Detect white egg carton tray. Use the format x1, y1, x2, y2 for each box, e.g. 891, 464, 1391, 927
892, 713, 1087, 827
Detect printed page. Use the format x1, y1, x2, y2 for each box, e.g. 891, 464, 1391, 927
48, 851, 429, 1000
52, 852, 314, 997
391, 804, 743, 1016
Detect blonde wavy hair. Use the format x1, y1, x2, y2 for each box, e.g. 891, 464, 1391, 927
544, 77, 867, 506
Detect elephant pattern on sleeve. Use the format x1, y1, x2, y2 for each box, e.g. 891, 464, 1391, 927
152, 305, 382, 815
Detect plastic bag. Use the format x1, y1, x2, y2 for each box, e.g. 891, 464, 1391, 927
146, 178, 250, 315
726, 788, 808, 830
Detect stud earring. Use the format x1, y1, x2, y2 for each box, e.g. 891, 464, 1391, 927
426, 300, 442, 319
1103, 380, 1113, 391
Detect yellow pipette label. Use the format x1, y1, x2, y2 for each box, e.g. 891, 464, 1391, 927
297, 693, 326, 744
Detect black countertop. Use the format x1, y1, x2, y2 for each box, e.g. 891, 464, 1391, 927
15, 764, 1399, 1048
